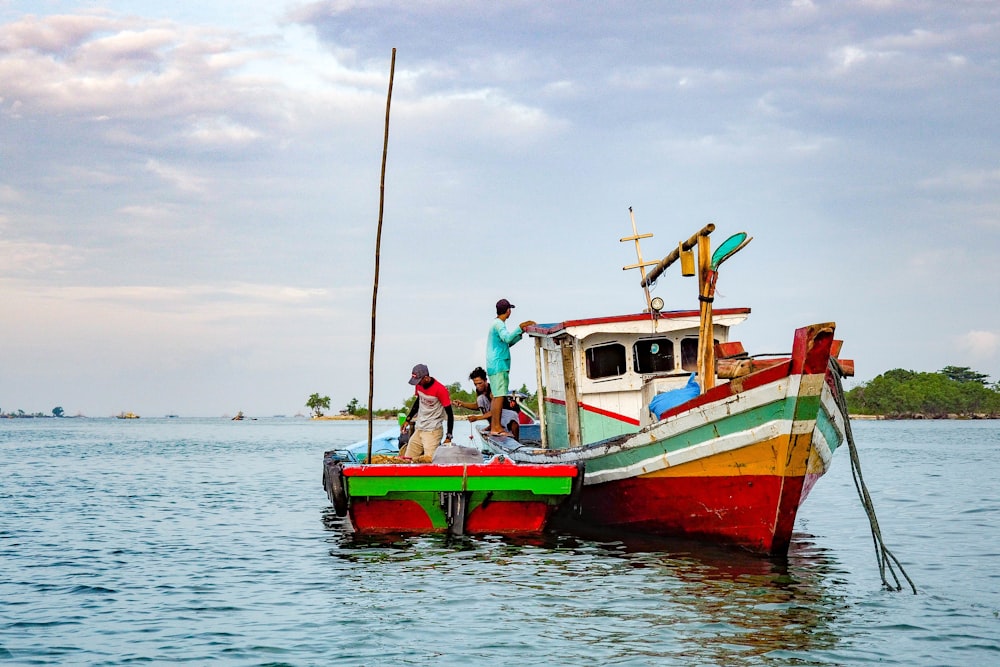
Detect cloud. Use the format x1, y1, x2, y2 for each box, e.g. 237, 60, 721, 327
957, 330, 1000, 361
144, 159, 208, 194
1, 279, 356, 328
0, 183, 23, 202
920, 167, 1000, 192
401, 87, 565, 149
4, 3, 1000, 413
0, 13, 118, 53
0, 13, 289, 144
187, 116, 261, 145
0, 239, 83, 275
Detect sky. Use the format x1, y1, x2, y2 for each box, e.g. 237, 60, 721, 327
2, 1, 999, 417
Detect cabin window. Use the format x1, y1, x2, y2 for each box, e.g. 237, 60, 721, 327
681, 338, 699, 371
634, 338, 674, 374
585, 343, 627, 379
681, 336, 719, 371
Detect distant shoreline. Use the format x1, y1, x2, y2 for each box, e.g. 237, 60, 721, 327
849, 413, 999, 420
311, 415, 475, 421
2, 413, 995, 421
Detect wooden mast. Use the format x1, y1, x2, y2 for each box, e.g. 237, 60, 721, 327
696, 234, 715, 392
640, 224, 716, 394
367, 48, 396, 462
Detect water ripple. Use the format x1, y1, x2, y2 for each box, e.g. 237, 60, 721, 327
2, 418, 999, 665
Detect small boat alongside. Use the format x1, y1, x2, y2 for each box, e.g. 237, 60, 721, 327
319, 55, 578, 539
323, 443, 579, 536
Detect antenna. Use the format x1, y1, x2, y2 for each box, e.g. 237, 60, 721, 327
620, 207, 659, 314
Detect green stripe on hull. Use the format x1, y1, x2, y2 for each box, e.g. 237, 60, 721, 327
792, 394, 822, 422
584, 394, 810, 476
347, 475, 573, 497
545, 403, 569, 449
815, 404, 843, 455
581, 408, 638, 444
350, 489, 567, 530
543, 402, 647, 449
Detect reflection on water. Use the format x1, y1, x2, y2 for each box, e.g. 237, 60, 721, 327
323, 509, 848, 665
5, 419, 997, 665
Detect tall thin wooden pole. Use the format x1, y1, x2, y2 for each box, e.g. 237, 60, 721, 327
367, 48, 396, 463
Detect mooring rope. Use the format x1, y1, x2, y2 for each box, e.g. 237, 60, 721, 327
832, 364, 917, 594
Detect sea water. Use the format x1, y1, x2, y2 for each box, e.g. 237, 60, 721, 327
1, 418, 998, 665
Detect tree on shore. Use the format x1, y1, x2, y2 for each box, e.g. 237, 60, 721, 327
397, 381, 537, 416
52, 406, 64, 417
322, 379, 540, 420
306, 393, 331, 418
846, 367, 1000, 418
939, 365, 990, 384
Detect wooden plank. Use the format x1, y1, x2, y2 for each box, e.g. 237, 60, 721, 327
561, 338, 581, 447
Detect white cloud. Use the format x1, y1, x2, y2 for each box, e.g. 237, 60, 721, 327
872, 28, 950, 51
829, 44, 898, 73
4, 3, 1000, 413
187, 116, 261, 145
0, 239, 83, 275
0, 13, 117, 53
402, 88, 565, 148
957, 330, 1000, 361
0, 14, 277, 124
920, 168, 1000, 192
0, 183, 23, 203
144, 159, 208, 193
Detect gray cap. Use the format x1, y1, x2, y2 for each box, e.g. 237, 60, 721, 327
408, 363, 429, 385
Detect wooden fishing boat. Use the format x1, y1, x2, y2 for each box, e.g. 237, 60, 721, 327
473, 221, 854, 555
323, 446, 579, 536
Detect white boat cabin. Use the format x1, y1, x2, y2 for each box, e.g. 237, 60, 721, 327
527, 308, 750, 449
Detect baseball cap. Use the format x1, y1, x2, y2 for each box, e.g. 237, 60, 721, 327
496, 298, 515, 315
408, 363, 429, 385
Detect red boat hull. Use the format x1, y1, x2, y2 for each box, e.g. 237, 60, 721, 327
350, 499, 552, 534
579, 472, 809, 554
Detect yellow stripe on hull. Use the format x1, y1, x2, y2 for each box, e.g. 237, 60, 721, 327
638, 431, 821, 478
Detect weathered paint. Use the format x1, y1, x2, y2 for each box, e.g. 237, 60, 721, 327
345, 473, 574, 497
529, 308, 751, 337
579, 472, 807, 553
543, 401, 568, 449
543, 398, 639, 449
478, 322, 850, 555
340, 461, 578, 535
347, 492, 560, 534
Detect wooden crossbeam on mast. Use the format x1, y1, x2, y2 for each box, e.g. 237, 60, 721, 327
620, 207, 658, 314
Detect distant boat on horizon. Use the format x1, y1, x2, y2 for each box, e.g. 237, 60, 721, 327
116, 412, 140, 419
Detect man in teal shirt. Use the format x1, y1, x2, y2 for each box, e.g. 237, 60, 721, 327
487, 298, 534, 436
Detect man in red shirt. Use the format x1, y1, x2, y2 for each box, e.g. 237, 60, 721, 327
401, 363, 454, 460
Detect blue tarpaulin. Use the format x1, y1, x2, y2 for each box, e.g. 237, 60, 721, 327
649, 373, 700, 418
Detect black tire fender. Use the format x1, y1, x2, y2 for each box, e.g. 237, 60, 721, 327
325, 463, 349, 517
